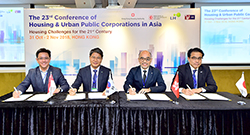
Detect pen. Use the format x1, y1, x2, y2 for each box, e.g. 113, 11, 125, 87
186, 84, 192, 90
129, 85, 135, 91
14, 87, 18, 91
70, 86, 76, 92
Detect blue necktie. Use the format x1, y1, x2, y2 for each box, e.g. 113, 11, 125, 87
92, 70, 97, 88
192, 70, 197, 89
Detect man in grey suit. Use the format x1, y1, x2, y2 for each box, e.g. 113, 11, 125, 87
13, 48, 69, 98
123, 50, 166, 95
69, 47, 111, 95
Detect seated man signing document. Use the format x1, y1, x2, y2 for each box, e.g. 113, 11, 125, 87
13, 48, 69, 98
69, 47, 112, 96
171, 47, 217, 96
123, 50, 166, 95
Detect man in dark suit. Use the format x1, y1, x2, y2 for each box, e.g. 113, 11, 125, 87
123, 50, 166, 95
172, 47, 217, 95
13, 48, 69, 98
69, 47, 111, 95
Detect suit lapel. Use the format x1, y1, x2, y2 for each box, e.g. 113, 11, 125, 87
86, 66, 92, 91
98, 66, 104, 91
146, 66, 153, 86
136, 66, 143, 87
186, 64, 194, 88
198, 65, 203, 88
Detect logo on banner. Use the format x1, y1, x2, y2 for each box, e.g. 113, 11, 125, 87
170, 13, 181, 20
121, 13, 144, 20
149, 15, 167, 20
15, 10, 21, 13
185, 15, 195, 20
149, 15, 153, 20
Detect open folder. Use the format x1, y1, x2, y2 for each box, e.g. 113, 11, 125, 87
126, 94, 147, 101
3, 94, 33, 102
180, 93, 231, 101
180, 93, 206, 100
26, 94, 52, 102
200, 93, 231, 101
65, 93, 86, 101
147, 93, 171, 101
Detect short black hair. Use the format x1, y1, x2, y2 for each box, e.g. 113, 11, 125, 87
187, 47, 204, 58
36, 48, 51, 58
89, 47, 103, 58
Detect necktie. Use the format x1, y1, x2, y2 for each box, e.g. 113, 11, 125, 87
143, 70, 147, 83
192, 70, 197, 89
92, 70, 97, 88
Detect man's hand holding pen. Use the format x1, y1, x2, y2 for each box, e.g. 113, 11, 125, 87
69, 86, 77, 96
128, 85, 136, 95
182, 84, 202, 96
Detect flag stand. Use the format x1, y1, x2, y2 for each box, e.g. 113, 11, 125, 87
237, 95, 246, 105
236, 71, 247, 105
172, 97, 179, 105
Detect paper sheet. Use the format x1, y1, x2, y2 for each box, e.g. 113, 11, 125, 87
3, 94, 33, 102
65, 93, 86, 101
200, 93, 230, 101
180, 93, 206, 100
126, 94, 148, 100
88, 92, 107, 99
147, 93, 171, 101
26, 94, 52, 101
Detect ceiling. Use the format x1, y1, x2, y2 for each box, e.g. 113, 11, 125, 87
0, 0, 250, 5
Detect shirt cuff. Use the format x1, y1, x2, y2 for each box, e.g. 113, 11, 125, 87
179, 87, 184, 93
201, 88, 206, 92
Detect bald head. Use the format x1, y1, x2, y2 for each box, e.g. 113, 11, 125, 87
138, 50, 152, 69
138, 50, 152, 58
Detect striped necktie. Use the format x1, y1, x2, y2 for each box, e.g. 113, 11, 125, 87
192, 70, 197, 89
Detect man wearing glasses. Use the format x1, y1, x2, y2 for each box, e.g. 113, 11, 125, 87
69, 47, 111, 95
172, 47, 217, 96
123, 50, 166, 95
13, 48, 69, 98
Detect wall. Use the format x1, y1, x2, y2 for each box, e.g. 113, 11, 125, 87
0, 72, 25, 96
212, 69, 250, 94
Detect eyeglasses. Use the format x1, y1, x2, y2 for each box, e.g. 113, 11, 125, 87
91, 56, 102, 60
37, 57, 50, 60
139, 57, 151, 61
191, 57, 203, 60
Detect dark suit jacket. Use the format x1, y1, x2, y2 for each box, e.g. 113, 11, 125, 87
123, 66, 166, 93
72, 65, 111, 92
16, 65, 69, 93
172, 63, 217, 93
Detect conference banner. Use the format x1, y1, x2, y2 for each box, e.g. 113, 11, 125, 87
24, 8, 200, 90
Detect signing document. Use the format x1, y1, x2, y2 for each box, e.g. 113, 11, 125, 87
200, 93, 231, 101
147, 93, 171, 101
26, 94, 52, 102
126, 94, 147, 101
88, 92, 107, 99
65, 93, 86, 101
3, 94, 33, 102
